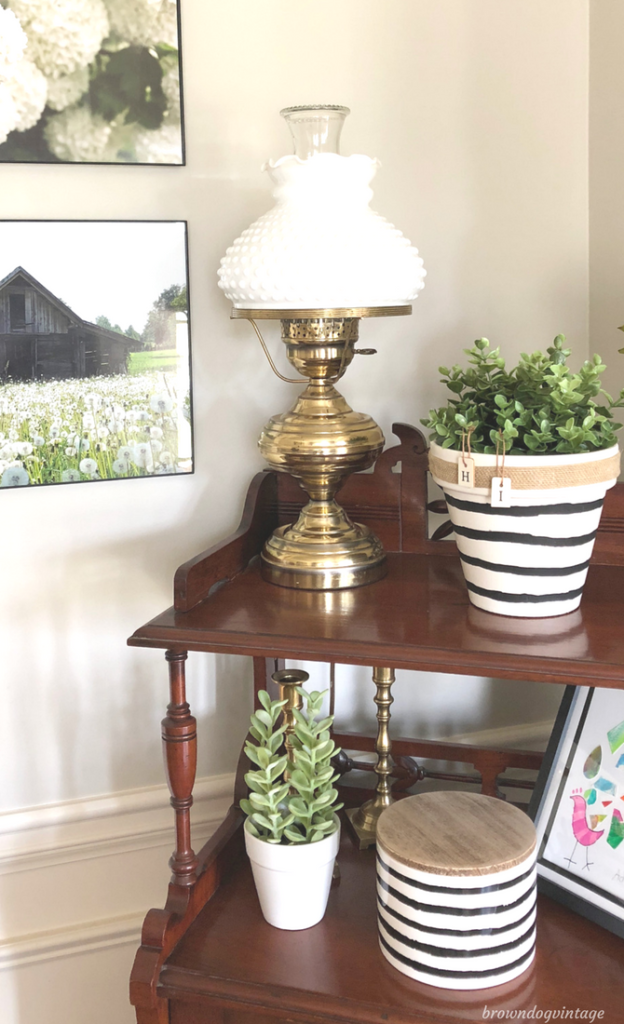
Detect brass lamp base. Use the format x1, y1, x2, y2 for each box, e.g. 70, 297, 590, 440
261, 499, 387, 590
234, 308, 411, 591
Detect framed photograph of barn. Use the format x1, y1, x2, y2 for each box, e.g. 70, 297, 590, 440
0, 220, 193, 488
0, 2, 184, 164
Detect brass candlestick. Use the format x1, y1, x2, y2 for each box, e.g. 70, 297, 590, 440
234, 305, 410, 590
347, 666, 395, 849
271, 668, 307, 775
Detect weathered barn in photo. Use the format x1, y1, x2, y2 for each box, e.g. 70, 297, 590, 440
0, 266, 134, 381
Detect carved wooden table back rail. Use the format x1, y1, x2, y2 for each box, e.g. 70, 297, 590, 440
127, 424, 624, 1024
171, 423, 624, 615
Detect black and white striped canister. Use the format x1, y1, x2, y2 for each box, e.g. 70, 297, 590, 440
429, 442, 619, 618
376, 793, 537, 991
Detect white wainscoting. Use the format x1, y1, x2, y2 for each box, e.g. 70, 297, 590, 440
0, 773, 235, 1024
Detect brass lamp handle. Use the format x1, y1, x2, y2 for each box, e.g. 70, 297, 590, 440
248, 317, 364, 385
248, 319, 301, 383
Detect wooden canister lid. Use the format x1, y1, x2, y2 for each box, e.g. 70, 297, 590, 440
376, 792, 536, 877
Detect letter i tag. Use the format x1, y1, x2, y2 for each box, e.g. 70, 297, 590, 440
491, 477, 511, 507
457, 457, 475, 488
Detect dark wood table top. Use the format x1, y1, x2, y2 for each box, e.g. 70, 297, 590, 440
129, 553, 624, 688
160, 822, 624, 1024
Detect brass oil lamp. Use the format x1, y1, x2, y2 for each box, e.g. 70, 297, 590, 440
218, 106, 426, 590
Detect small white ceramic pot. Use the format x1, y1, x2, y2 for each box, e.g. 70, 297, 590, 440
429, 441, 620, 618
244, 817, 340, 930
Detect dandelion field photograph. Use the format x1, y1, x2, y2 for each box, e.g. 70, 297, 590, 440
0, 220, 193, 489
0, 0, 184, 164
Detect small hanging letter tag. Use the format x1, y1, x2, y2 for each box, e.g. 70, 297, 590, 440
457, 457, 475, 488
491, 476, 511, 507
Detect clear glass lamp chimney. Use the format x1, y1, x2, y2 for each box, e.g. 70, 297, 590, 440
280, 105, 350, 159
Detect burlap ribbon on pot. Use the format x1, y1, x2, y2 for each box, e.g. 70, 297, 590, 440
428, 449, 621, 490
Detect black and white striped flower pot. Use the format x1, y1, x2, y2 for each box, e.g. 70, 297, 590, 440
376, 792, 537, 991
429, 441, 620, 617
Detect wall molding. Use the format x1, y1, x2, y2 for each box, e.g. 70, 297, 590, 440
0, 913, 145, 970
0, 773, 235, 972
443, 718, 554, 750
0, 773, 235, 876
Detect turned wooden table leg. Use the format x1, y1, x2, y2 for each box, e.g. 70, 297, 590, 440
163, 650, 198, 886
346, 666, 396, 850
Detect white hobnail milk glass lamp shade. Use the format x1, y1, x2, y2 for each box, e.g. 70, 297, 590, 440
217, 105, 426, 310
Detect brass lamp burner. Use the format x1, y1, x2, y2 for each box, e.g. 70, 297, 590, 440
232, 306, 411, 590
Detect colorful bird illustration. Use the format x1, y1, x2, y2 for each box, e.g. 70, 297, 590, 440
565, 788, 605, 871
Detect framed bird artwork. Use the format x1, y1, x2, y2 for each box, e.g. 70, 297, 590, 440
530, 686, 624, 938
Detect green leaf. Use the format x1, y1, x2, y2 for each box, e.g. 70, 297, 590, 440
154, 43, 179, 59
244, 741, 262, 762
269, 755, 288, 780
90, 46, 168, 130
251, 812, 276, 831
258, 690, 272, 713
275, 783, 291, 803
266, 731, 284, 755
283, 827, 307, 843
255, 746, 271, 769
311, 789, 337, 808
248, 792, 270, 808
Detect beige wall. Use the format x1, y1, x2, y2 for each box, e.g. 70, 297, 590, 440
1, 3, 591, 1020
2, 0, 589, 811
590, 1, 624, 398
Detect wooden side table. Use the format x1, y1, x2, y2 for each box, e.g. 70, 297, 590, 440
128, 425, 624, 1024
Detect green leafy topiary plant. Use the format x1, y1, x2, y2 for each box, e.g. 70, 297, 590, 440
240, 687, 343, 845
422, 335, 624, 455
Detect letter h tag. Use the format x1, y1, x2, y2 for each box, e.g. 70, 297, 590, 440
457, 457, 475, 488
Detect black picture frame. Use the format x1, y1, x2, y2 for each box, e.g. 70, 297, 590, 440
0, 218, 194, 489
529, 685, 624, 939
0, 2, 185, 165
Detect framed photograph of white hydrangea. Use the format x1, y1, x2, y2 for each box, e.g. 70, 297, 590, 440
0, 0, 184, 164
0, 220, 193, 488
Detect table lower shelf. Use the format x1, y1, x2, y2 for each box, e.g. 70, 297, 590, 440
158, 818, 623, 1024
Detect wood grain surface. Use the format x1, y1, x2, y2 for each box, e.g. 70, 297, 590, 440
129, 554, 624, 689
159, 821, 623, 1024
376, 792, 536, 875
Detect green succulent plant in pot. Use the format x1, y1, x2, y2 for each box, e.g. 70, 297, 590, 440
241, 679, 343, 930
422, 335, 623, 618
